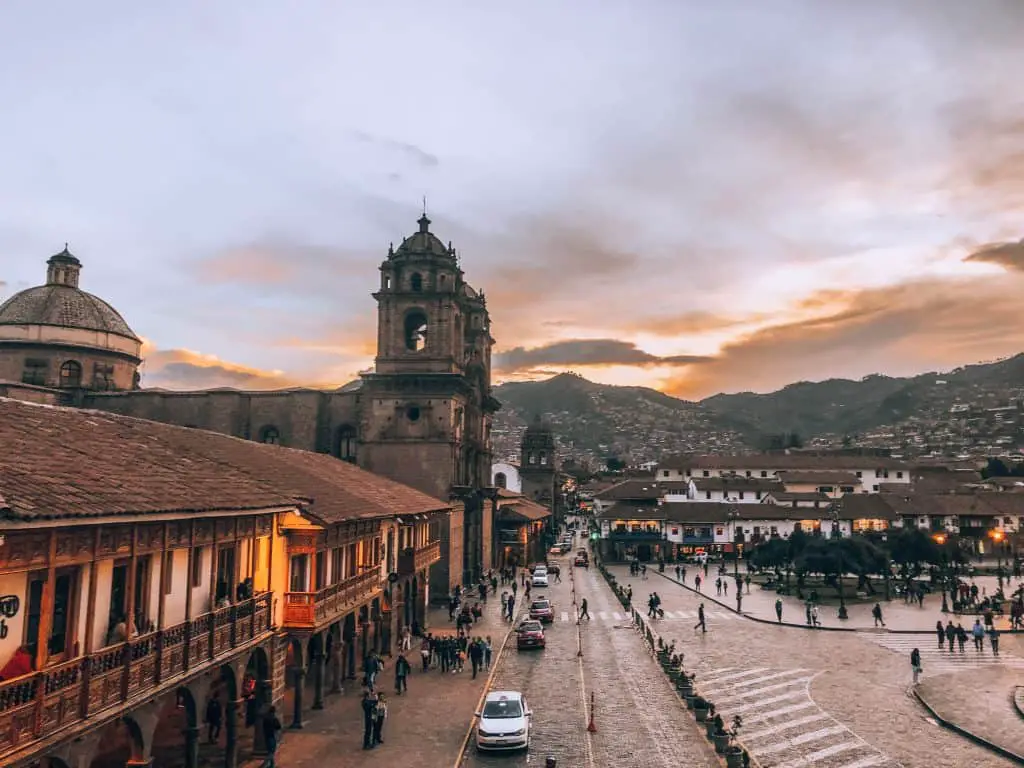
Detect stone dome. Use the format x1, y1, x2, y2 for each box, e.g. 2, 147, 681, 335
392, 215, 456, 260
0, 247, 139, 341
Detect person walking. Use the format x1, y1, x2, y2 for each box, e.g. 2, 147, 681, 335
469, 638, 485, 679
260, 706, 282, 768
745, 574, 752, 594
935, 620, 945, 649
694, 574, 702, 592
944, 621, 956, 652
715, 577, 722, 596
775, 598, 783, 623
361, 688, 378, 750
910, 648, 922, 685
484, 635, 493, 670
675, 565, 681, 581
394, 652, 411, 695
972, 619, 985, 651
871, 603, 885, 628
205, 694, 223, 744
579, 598, 591, 621
988, 627, 1000, 655
373, 693, 388, 745
694, 603, 707, 633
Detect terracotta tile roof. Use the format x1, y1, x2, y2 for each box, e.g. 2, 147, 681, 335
692, 477, 784, 493
503, 499, 552, 522
660, 453, 908, 471
764, 491, 832, 503
596, 502, 666, 522
594, 479, 689, 501
0, 398, 449, 522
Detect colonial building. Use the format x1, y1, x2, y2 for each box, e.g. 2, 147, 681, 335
518, 417, 560, 520
491, 491, 551, 570
490, 462, 522, 493
0, 215, 500, 601
0, 247, 142, 396
0, 397, 446, 768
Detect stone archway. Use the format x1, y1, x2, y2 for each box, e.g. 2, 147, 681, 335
325, 622, 344, 695
150, 686, 199, 768
242, 646, 273, 758
343, 613, 357, 680
87, 716, 145, 768
306, 633, 327, 713
282, 637, 306, 730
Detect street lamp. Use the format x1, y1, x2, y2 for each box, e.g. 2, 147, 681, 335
727, 507, 741, 580
831, 501, 848, 619
989, 529, 1005, 591
933, 533, 949, 613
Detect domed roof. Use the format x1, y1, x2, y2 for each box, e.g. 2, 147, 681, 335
0, 247, 140, 341
392, 215, 456, 260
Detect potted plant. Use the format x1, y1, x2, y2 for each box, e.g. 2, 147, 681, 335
693, 697, 709, 722
677, 671, 694, 695
719, 714, 744, 760
725, 747, 747, 768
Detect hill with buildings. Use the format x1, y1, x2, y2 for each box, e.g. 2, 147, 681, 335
491, 355, 1024, 465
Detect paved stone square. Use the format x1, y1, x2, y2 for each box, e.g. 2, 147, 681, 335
611, 563, 1021, 768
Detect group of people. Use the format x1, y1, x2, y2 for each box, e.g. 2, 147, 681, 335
417, 632, 494, 676
935, 618, 1002, 654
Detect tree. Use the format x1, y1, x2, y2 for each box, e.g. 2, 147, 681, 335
885, 528, 939, 580
982, 457, 1010, 478
604, 457, 625, 472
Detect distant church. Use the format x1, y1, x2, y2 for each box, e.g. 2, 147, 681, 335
0, 215, 500, 599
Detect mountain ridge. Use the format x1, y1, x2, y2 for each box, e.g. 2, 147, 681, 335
490, 354, 1024, 462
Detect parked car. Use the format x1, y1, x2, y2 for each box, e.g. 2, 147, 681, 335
475, 690, 532, 752
516, 620, 546, 650
529, 598, 554, 623
532, 570, 549, 587
549, 545, 564, 555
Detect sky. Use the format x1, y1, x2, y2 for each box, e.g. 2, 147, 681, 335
3, 1, 1024, 400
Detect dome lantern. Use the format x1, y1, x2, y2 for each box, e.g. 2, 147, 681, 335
45, 244, 82, 288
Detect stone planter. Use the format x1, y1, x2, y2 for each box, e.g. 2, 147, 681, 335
668, 668, 682, 683
713, 734, 730, 754
725, 749, 745, 768
705, 720, 716, 738
694, 707, 709, 722
684, 693, 695, 709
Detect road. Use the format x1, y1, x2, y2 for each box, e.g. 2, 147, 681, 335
463, 555, 718, 768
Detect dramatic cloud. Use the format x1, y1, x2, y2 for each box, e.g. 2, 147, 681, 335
665, 274, 1024, 398
495, 339, 712, 373
963, 239, 1024, 272
141, 346, 336, 391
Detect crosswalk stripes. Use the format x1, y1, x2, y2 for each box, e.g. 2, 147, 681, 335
696, 666, 901, 768
545, 608, 744, 623
865, 634, 1024, 677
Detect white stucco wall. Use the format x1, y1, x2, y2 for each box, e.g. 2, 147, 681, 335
491, 462, 522, 493
0, 572, 28, 666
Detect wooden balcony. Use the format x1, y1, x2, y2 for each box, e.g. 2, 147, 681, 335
414, 540, 441, 571
0, 592, 272, 760
283, 568, 381, 631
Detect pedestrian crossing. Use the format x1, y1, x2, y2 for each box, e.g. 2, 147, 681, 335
697, 666, 901, 768
551, 609, 743, 623
865, 634, 1024, 677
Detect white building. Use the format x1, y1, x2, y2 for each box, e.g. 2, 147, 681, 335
491, 461, 522, 493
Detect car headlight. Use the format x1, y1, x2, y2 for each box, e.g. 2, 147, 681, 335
478, 729, 494, 737
512, 728, 526, 736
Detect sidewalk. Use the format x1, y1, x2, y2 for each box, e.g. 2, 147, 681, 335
652, 565, 1021, 632
916, 666, 1024, 762
247, 594, 511, 768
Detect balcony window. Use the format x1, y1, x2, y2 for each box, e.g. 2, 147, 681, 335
21, 358, 48, 386
290, 555, 310, 592
315, 551, 327, 590
331, 547, 343, 584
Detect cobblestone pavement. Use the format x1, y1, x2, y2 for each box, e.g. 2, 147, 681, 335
249, 599, 509, 768
656, 566, 1023, 632
612, 564, 1020, 768
464, 554, 718, 768
916, 666, 1024, 761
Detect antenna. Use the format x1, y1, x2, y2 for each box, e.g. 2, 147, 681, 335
422, 195, 427, 216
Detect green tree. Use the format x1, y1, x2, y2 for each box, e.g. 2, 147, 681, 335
604, 457, 625, 472
982, 457, 1010, 478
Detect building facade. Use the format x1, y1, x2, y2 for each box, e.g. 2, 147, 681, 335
0, 216, 500, 601
0, 397, 446, 768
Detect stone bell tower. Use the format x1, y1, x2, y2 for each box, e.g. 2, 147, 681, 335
519, 415, 560, 525
359, 213, 501, 597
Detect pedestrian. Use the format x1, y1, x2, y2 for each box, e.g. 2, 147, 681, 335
988, 627, 1000, 655
470, 637, 484, 679
394, 652, 411, 694
506, 593, 516, 622
484, 635, 493, 670
694, 574, 702, 592
675, 565, 681, 581
811, 604, 820, 627
373, 692, 388, 745
400, 624, 412, 651
361, 688, 378, 750
420, 636, 431, 672
694, 603, 707, 633
205, 694, 223, 744
579, 598, 590, 620
735, 591, 742, 612
641, 563, 647, 580
745, 574, 752, 594
945, 621, 956, 652
935, 620, 945, 649
910, 648, 922, 685
363, 652, 381, 691
872, 603, 885, 627
260, 705, 282, 768
775, 598, 783, 623
723, 580, 729, 596
715, 577, 722, 596
681, 565, 687, 583
972, 619, 985, 651
626, 585, 633, 605
956, 623, 967, 653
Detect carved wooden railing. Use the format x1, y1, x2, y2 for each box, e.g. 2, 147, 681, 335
414, 540, 442, 571
283, 569, 382, 629
0, 592, 273, 757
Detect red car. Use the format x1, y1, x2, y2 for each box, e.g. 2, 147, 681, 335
516, 620, 546, 650
529, 598, 554, 623
574, 553, 589, 568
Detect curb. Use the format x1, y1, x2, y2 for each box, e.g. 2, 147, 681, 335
913, 687, 1024, 765
450, 612, 519, 767
1014, 686, 1024, 723
645, 568, 1024, 636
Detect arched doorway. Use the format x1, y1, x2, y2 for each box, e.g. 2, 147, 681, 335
87, 717, 144, 768
343, 613, 357, 680
282, 638, 306, 729
402, 580, 411, 630
195, 665, 237, 768
151, 687, 197, 768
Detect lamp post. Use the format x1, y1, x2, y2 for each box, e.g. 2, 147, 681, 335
933, 533, 949, 613
831, 501, 848, 619
989, 529, 1005, 591
727, 507, 741, 580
